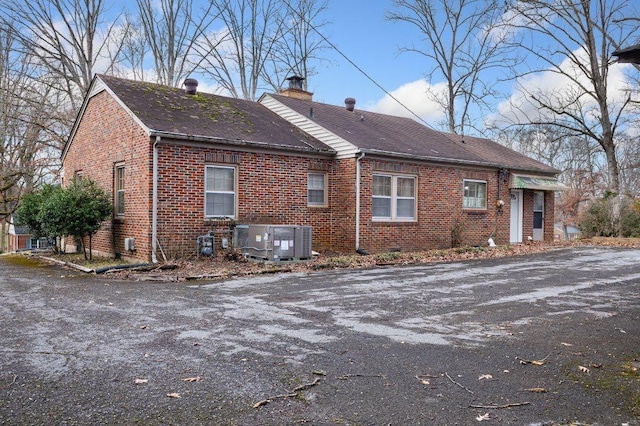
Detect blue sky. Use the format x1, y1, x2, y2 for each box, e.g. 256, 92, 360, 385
303, 1, 427, 108
99, 0, 636, 135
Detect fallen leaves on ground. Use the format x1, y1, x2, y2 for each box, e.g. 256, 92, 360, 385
103, 242, 574, 282
476, 413, 491, 421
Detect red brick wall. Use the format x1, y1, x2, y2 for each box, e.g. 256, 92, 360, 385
63, 89, 555, 261
356, 158, 511, 253
153, 142, 335, 257
63, 90, 152, 260
330, 158, 357, 252
8, 234, 29, 251
521, 190, 556, 243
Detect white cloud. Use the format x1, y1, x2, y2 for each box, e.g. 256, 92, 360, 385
487, 46, 635, 128
366, 79, 446, 123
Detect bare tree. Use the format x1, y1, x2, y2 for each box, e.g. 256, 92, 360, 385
0, 22, 62, 251
503, 0, 640, 194
0, 0, 125, 111
387, 0, 517, 135
108, 12, 149, 81
617, 134, 640, 197
135, 0, 218, 87
197, 0, 285, 100
262, 0, 329, 92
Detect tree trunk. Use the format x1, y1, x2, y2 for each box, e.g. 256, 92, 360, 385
81, 236, 87, 260
0, 221, 6, 253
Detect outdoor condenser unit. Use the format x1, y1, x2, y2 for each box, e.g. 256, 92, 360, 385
233, 224, 312, 261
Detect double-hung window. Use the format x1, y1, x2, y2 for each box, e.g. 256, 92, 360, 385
114, 164, 125, 217
308, 172, 327, 206
205, 165, 236, 218
463, 180, 487, 209
372, 174, 416, 221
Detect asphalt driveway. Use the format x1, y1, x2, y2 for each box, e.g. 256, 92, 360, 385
1, 246, 640, 425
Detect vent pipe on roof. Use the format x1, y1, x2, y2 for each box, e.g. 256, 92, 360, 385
183, 78, 198, 95
345, 97, 356, 112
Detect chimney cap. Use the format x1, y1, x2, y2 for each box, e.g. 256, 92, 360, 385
286, 75, 305, 90
345, 97, 356, 111
183, 78, 198, 95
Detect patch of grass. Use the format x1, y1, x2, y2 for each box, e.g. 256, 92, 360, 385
2, 254, 49, 267
564, 354, 640, 416
374, 251, 402, 263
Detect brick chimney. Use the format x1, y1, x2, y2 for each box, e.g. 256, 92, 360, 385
279, 75, 313, 101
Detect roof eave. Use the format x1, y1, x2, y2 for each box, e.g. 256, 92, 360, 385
61, 75, 99, 162
149, 130, 336, 156
360, 148, 558, 175
62, 74, 153, 162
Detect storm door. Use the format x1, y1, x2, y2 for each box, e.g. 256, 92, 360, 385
510, 190, 523, 244
533, 191, 544, 241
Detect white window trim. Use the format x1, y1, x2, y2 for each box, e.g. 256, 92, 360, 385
372, 173, 417, 222
114, 163, 125, 217
308, 172, 328, 207
463, 179, 487, 210
204, 164, 237, 219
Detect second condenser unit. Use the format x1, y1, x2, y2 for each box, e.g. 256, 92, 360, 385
233, 224, 312, 261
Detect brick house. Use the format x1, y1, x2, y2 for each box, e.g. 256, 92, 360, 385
4, 216, 50, 252
7, 221, 30, 252
61, 74, 565, 262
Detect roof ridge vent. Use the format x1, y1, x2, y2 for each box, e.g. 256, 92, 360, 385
183, 78, 198, 95
345, 97, 356, 112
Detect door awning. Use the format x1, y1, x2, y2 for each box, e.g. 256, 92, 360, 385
510, 174, 568, 191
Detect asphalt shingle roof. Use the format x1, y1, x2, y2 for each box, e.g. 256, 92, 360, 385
97, 74, 332, 153
444, 133, 558, 174
269, 93, 558, 174
94, 75, 558, 174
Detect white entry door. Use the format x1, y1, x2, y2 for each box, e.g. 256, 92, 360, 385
533, 191, 544, 241
510, 190, 523, 244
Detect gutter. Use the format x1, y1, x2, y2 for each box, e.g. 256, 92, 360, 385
355, 152, 365, 250
148, 130, 335, 156
360, 148, 558, 176
151, 136, 159, 264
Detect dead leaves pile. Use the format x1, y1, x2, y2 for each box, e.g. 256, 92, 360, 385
107, 243, 563, 282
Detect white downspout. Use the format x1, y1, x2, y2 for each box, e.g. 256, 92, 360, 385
151, 136, 159, 263
355, 152, 365, 250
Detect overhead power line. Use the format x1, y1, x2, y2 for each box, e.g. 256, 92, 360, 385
281, 0, 436, 130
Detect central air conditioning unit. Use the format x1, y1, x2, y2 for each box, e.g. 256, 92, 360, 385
233, 224, 312, 261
